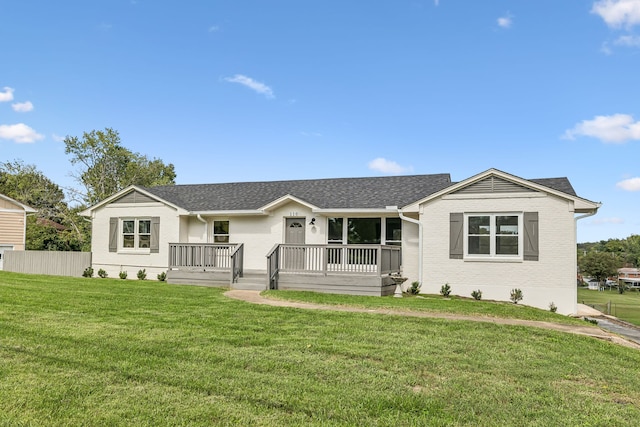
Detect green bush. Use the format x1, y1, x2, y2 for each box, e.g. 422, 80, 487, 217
440, 283, 451, 297
471, 289, 482, 300
407, 281, 421, 295
510, 288, 523, 304
157, 271, 167, 282
82, 267, 94, 278
119, 271, 128, 280
97, 269, 108, 278
137, 269, 147, 280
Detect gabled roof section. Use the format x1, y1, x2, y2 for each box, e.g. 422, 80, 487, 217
0, 193, 36, 213
404, 169, 599, 213
79, 185, 187, 216
143, 174, 453, 212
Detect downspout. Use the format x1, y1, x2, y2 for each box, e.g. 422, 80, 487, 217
398, 210, 423, 285
196, 214, 208, 242
574, 205, 601, 299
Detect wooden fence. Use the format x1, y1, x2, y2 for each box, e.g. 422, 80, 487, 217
3, 251, 92, 277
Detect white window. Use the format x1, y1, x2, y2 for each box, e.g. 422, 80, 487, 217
465, 213, 522, 259
121, 219, 151, 250
213, 220, 229, 243
326, 217, 401, 245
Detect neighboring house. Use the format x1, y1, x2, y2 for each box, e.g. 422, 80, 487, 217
80, 168, 600, 315
618, 268, 640, 288
0, 193, 36, 270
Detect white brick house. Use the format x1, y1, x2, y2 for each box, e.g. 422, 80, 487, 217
81, 168, 600, 315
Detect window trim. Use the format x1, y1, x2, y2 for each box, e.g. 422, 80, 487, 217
463, 212, 523, 261
212, 220, 230, 243
120, 218, 152, 253
326, 216, 401, 246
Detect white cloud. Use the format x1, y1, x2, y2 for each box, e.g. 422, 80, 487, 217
592, 0, 640, 28
434, 0, 440, 5
224, 74, 274, 98
563, 114, 640, 143
368, 157, 411, 174
0, 86, 15, 102
0, 123, 45, 143
600, 41, 614, 54
616, 177, 640, 191
51, 133, 65, 142
11, 101, 34, 112
208, 25, 220, 32
590, 217, 625, 225
497, 15, 513, 29
615, 34, 640, 45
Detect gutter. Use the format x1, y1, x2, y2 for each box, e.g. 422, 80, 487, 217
196, 214, 208, 242
397, 210, 423, 285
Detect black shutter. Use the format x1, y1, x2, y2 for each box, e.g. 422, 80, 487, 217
523, 212, 539, 261
150, 217, 160, 253
450, 213, 464, 259
109, 218, 118, 252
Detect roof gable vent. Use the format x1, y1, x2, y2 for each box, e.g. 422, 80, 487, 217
453, 176, 536, 195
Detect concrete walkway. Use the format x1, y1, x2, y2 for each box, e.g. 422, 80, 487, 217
224, 290, 640, 350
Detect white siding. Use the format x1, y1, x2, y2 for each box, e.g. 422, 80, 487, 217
90, 202, 180, 279
419, 193, 578, 315
227, 201, 322, 271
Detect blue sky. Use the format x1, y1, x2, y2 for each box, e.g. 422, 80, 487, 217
1, 0, 639, 243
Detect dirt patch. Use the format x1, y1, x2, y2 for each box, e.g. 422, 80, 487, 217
224, 290, 640, 350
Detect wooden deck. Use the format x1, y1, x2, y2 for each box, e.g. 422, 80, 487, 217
167, 243, 402, 296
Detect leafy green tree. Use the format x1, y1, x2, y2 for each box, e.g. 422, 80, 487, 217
0, 160, 90, 250
64, 128, 176, 205
579, 251, 621, 286
0, 160, 66, 220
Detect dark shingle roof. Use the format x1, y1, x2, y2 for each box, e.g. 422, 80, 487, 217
529, 178, 577, 196
142, 173, 580, 212
143, 174, 453, 211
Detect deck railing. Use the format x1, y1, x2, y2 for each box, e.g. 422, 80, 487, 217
266, 244, 401, 289
168, 243, 238, 270
230, 243, 244, 283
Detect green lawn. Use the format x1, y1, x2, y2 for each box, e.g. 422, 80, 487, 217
263, 290, 588, 325
2, 271, 640, 426
578, 287, 640, 326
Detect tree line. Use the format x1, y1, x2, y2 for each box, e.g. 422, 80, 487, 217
0, 128, 175, 251
577, 235, 640, 287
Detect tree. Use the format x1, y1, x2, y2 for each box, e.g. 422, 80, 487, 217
0, 160, 66, 220
64, 128, 176, 205
579, 251, 621, 286
0, 160, 90, 250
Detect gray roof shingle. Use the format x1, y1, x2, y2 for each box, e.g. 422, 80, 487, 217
142, 173, 579, 212
143, 174, 453, 211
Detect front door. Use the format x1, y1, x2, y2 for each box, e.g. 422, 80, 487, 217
285, 218, 305, 244
0, 246, 13, 270
284, 218, 306, 270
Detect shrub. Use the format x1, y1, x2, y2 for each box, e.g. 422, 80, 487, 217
471, 289, 482, 300
510, 288, 523, 304
157, 271, 167, 282
82, 267, 94, 278
549, 302, 558, 313
137, 269, 147, 280
618, 282, 627, 294
97, 269, 108, 279
119, 271, 128, 280
440, 283, 451, 297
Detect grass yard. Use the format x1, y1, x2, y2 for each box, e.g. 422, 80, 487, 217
578, 287, 640, 326
263, 290, 588, 325
2, 271, 640, 426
